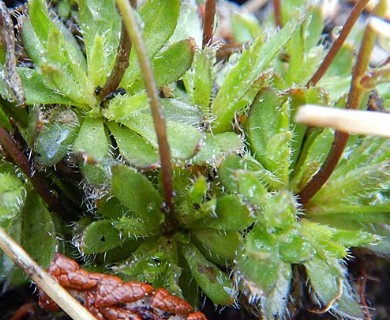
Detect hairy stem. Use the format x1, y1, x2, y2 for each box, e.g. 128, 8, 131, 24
0, 126, 76, 219
272, 0, 283, 28
116, 0, 175, 217
202, 0, 216, 48
306, 0, 369, 87
0, 227, 96, 320
299, 0, 386, 206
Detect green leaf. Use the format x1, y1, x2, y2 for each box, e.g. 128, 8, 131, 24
35, 109, 79, 166
169, 1, 202, 45
15, 68, 75, 105
308, 210, 390, 225
319, 75, 352, 103
78, 0, 121, 86
108, 122, 159, 168
177, 198, 215, 226
80, 161, 112, 187
96, 196, 128, 220
187, 175, 208, 205
241, 154, 286, 190
87, 34, 113, 87
0, 217, 22, 283
121, 112, 202, 159
129, 38, 195, 93
323, 44, 354, 78
183, 48, 214, 114
161, 98, 202, 125
180, 241, 235, 305
138, 0, 180, 58
94, 238, 142, 264
40, 27, 93, 107
116, 237, 182, 296
74, 116, 111, 186
212, 17, 301, 132
192, 132, 243, 166
288, 86, 329, 171
0, 172, 26, 223
28, 0, 86, 69
218, 154, 242, 193
0, 67, 72, 107
113, 214, 162, 238
308, 213, 390, 254
199, 194, 255, 231
104, 92, 149, 121
111, 165, 163, 220
231, 10, 262, 42
191, 228, 241, 263
236, 224, 280, 295
247, 88, 291, 184
23, 0, 94, 108
278, 229, 314, 264
121, 0, 181, 87
73, 116, 109, 161
290, 128, 333, 192
258, 261, 292, 320
0, 40, 5, 65
301, 219, 380, 259
21, 191, 56, 268
311, 137, 390, 212
305, 258, 365, 319
0, 104, 11, 131
80, 220, 124, 254
277, 7, 323, 86
19, 17, 45, 66
172, 169, 208, 224
219, 154, 285, 193
236, 170, 268, 207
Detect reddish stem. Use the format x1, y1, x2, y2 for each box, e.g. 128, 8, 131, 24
216, 42, 246, 61
306, 0, 370, 87
0, 125, 76, 219
298, 131, 349, 205
272, 0, 283, 28
116, 0, 175, 221
357, 259, 372, 320
10, 303, 36, 320
299, 0, 384, 206
98, 21, 131, 100
202, 0, 216, 48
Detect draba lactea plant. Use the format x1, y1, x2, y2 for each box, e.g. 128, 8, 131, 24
0, 0, 389, 319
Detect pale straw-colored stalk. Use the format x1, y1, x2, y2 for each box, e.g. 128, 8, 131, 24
295, 104, 390, 138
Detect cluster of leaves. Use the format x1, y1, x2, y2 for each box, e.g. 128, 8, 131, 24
0, 0, 389, 319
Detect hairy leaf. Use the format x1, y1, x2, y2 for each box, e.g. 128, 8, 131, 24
121, 0, 181, 87
78, 0, 121, 86
212, 17, 301, 132
111, 165, 163, 220
180, 241, 235, 305
129, 38, 195, 93
80, 220, 124, 254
